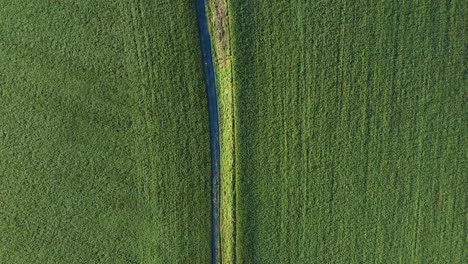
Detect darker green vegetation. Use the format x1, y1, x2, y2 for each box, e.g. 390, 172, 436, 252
0, 0, 211, 263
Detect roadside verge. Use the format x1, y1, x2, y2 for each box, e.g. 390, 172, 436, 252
206, 1, 236, 263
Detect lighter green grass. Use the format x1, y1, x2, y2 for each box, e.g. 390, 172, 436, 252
207, 0, 237, 263
228, 0, 467, 263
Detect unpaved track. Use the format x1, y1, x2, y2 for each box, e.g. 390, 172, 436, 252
195, 0, 221, 263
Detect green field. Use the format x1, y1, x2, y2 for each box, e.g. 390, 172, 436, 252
227, 0, 466, 263
0, 0, 211, 263
1, 0, 466, 263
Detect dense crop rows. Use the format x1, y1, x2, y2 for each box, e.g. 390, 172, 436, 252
0, 0, 211, 263
228, 0, 466, 263
1, 0, 465, 263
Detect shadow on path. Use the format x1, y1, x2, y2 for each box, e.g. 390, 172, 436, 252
195, 0, 221, 263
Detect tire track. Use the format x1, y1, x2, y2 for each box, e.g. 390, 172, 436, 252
195, 0, 221, 263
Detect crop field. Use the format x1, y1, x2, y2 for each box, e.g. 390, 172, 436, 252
0, 0, 211, 263
227, 0, 466, 263
1, 0, 466, 263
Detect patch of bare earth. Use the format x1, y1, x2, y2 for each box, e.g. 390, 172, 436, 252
213, 0, 230, 66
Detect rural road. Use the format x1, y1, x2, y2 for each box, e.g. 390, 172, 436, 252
194, 0, 221, 263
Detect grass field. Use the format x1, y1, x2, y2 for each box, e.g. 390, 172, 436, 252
1, 0, 466, 263
0, 0, 211, 263
227, 0, 466, 263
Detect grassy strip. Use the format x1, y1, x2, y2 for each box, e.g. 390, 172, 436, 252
206, 0, 236, 263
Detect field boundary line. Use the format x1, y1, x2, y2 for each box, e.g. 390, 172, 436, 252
195, 0, 222, 263
207, 0, 236, 263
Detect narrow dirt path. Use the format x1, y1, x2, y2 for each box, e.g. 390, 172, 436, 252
195, 0, 221, 263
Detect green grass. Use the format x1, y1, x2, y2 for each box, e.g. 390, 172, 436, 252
228, 0, 467, 263
207, 0, 237, 263
1, 0, 466, 263
0, 0, 211, 263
